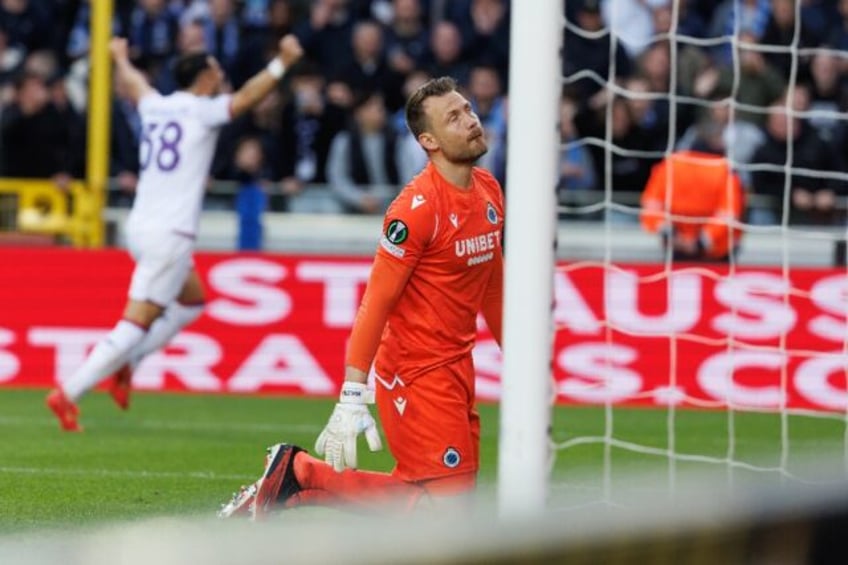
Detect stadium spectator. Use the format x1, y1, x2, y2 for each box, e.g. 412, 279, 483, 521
126, 0, 181, 72
334, 19, 404, 112
751, 97, 847, 225
801, 0, 840, 43
229, 0, 296, 87
624, 73, 670, 145
652, 9, 712, 106
219, 76, 504, 519
293, 0, 356, 78
676, 96, 765, 187
640, 141, 745, 262
326, 90, 400, 213
0, 29, 23, 103
45, 35, 304, 432
384, 0, 429, 76
575, 89, 661, 203
233, 135, 267, 250
827, 0, 848, 62
211, 88, 284, 187
708, 0, 771, 63
759, 0, 821, 82
658, 0, 709, 38
240, 0, 272, 30
601, 0, 668, 59
424, 20, 471, 87
695, 30, 785, 126
563, 0, 632, 100
198, 0, 242, 83
392, 69, 429, 183
447, 0, 510, 82
109, 72, 142, 206
0, 0, 52, 54
0, 71, 84, 184
804, 49, 848, 146
557, 92, 596, 196
466, 64, 506, 175
66, 0, 111, 63
277, 63, 346, 206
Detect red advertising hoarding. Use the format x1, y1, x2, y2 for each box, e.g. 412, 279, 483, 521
0, 248, 846, 412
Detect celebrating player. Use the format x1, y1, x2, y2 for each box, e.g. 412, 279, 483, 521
46, 35, 304, 431
219, 76, 504, 519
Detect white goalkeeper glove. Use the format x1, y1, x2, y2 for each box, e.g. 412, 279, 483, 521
315, 381, 383, 472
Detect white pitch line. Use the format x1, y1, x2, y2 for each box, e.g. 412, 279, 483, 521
0, 415, 323, 435
0, 416, 501, 438
0, 466, 254, 481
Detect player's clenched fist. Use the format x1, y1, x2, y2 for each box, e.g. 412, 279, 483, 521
315, 382, 382, 472
277, 34, 304, 69
109, 37, 129, 62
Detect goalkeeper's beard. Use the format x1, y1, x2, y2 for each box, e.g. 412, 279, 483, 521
443, 141, 488, 166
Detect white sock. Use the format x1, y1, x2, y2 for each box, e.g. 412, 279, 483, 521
62, 320, 147, 402
128, 302, 204, 367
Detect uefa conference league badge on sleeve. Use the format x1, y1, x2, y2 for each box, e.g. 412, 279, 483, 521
380, 219, 409, 259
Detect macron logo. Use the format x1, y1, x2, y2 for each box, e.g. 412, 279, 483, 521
449, 213, 458, 228
411, 195, 426, 209
394, 397, 407, 416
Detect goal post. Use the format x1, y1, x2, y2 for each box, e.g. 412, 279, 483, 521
497, 0, 561, 517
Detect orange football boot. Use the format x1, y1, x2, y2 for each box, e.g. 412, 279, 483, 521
46, 389, 82, 432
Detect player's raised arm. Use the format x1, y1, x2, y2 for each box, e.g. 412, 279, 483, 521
229, 34, 304, 118
109, 37, 155, 105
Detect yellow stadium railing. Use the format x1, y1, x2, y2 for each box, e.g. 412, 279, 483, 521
0, 0, 112, 248
0, 179, 100, 246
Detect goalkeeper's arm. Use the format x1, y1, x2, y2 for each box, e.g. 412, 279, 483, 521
315, 254, 413, 471
480, 248, 503, 347
344, 254, 413, 377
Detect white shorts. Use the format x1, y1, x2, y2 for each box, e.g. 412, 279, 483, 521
126, 230, 194, 306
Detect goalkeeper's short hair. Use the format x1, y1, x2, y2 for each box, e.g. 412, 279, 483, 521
404, 76, 458, 140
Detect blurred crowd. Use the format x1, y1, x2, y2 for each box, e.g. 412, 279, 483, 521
563, 0, 848, 226
0, 0, 846, 227
0, 0, 509, 217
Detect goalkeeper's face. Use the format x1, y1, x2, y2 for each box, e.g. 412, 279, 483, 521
422, 91, 488, 165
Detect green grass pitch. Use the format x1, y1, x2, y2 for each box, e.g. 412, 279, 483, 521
0, 389, 845, 532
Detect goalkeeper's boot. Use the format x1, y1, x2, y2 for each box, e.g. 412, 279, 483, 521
46, 388, 82, 432
252, 443, 304, 521
217, 482, 258, 519
108, 363, 133, 411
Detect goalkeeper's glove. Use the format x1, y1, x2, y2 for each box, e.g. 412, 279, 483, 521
315, 381, 382, 472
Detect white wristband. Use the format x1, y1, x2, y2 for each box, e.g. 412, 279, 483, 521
266, 58, 285, 80
339, 381, 374, 404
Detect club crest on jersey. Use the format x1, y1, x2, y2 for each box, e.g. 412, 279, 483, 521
386, 219, 409, 244
486, 202, 498, 224
442, 447, 461, 468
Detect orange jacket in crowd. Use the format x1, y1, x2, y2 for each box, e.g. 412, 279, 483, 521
640, 150, 745, 259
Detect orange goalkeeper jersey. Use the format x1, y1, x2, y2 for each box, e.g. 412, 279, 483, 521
640, 150, 745, 259
351, 162, 504, 381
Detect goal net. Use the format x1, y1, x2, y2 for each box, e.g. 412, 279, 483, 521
520, 0, 848, 512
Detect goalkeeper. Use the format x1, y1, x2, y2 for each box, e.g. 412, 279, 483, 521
219, 77, 504, 519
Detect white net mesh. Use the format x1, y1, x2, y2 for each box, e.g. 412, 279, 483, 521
553, 0, 848, 509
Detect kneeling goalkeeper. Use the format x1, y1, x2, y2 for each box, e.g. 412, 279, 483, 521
219, 76, 505, 518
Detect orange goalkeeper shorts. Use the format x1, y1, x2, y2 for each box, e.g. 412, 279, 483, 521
375, 355, 480, 483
